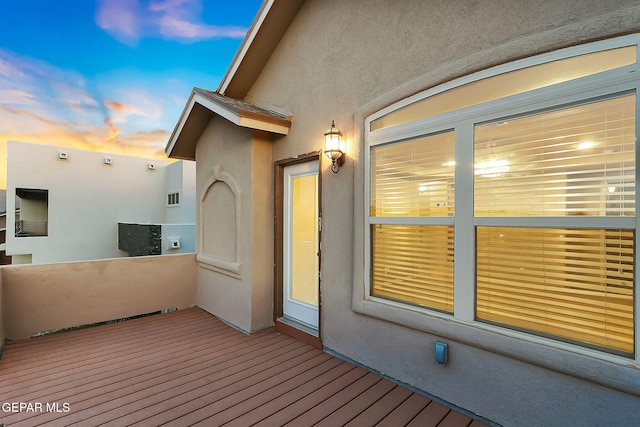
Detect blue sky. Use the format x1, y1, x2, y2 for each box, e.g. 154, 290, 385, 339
0, 0, 262, 187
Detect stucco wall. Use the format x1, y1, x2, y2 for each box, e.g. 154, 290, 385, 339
161, 223, 196, 254
1, 253, 197, 339
241, 1, 640, 426
6, 141, 171, 263
165, 159, 197, 224
195, 115, 275, 332
6, 141, 196, 264
249, 131, 275, 331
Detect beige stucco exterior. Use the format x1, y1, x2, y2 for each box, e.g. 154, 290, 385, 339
172, 1, 640, 425
1, 253, 197, 339
195, 116, 274, 332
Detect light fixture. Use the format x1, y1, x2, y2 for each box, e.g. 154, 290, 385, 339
475, 159, 510, 178
324, 120, 344, 173
578, 141, 595, 150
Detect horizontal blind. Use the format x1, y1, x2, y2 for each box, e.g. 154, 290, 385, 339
475, 94, 635, 216
371, 132, 455, 217
477, 226, 634, 355
372, 225, 454, 313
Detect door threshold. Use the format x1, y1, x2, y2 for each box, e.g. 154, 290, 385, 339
276, 317, 322, 349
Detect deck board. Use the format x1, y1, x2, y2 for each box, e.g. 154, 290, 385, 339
377, 393, 433, 426
0, 306, 492, 426
250, 364, 366, 426
344, 385, 414, 426
408, 400, 453, 427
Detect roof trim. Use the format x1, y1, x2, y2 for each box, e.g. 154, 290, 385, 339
165, 88, 291, 160
218, 0, 305, 98
193, 88, 291, 130
218, 0, 274, 95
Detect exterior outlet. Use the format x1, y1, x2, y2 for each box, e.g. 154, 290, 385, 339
435, 341, 448, 366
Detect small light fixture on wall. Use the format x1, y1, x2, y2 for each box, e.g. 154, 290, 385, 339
324, 120, 345, 173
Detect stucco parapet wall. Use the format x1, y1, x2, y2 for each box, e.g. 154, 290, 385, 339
1, 254, 198, 339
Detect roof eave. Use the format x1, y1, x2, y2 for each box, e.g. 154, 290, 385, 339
218, 0, 305, 98
165, 92, 200, 160
165, 90, 291, 160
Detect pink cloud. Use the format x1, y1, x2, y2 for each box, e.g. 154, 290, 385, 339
0, 57, 26, 79
0, 89, 36, 106
0, 105, 57, 127
0, 104, 170, 159
95, 0, 247, 44
157, 16, 247, 40
0, 50, 186, 188
104, 99, 146, 115
95, 0, 144, 45
148, 0, 195, 13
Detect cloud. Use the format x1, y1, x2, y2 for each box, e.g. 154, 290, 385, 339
95, 0, 144, 45
0, 55, 27, 79
0, 103, 170, 157
0, 49, 184, 189
156, 15, 246, 40
104, 99, 145, 123
0, 89, 36, 106
95, 0, 248, 45
0, 49, 100, 124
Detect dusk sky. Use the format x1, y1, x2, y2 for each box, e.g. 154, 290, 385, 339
0, 0, 262, 188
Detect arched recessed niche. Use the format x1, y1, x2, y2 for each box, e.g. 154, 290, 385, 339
197, 165, 242, 278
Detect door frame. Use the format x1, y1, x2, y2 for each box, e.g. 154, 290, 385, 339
274, 151, 322, 346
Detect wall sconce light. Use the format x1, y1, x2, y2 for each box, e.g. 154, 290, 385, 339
324, 120, 345, 173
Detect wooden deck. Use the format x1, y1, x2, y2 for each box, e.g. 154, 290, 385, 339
0, 307, 492, 426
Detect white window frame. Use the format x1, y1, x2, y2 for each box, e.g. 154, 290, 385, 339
364, 35, 640, 368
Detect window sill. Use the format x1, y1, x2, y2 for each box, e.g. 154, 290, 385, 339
196, 253, 241, 279
353, 296, 640, 397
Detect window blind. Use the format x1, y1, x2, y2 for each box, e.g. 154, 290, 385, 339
477, 227, 634, 355
372, 224, 454, 312
475, 94, 635, 217
370, 131, 455, 311
371, 132, 455, 217
474, 94, 635, 355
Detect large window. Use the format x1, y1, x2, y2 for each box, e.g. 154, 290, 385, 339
370, 132, 455, 312
475, 96, 635, 355
15, 188, 49, 237
366, 37, 638, 357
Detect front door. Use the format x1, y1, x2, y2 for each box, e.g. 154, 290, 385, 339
282, 161, 319, 329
